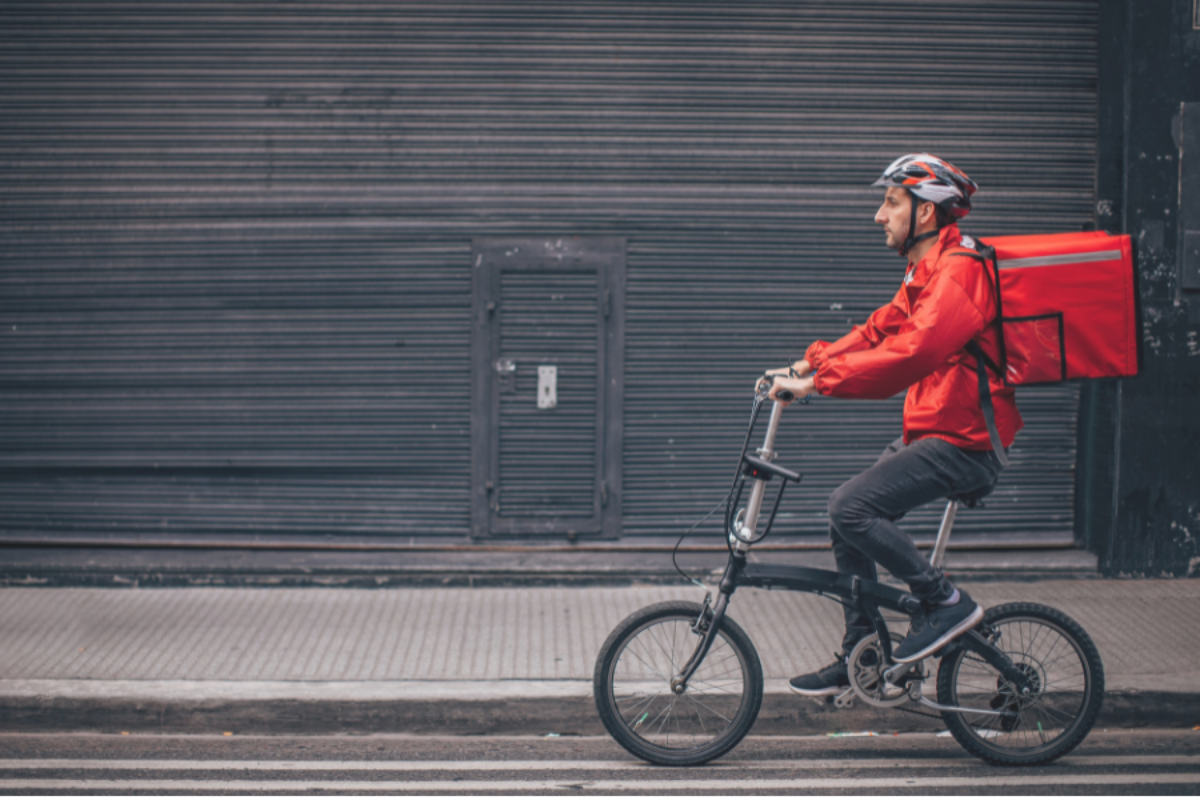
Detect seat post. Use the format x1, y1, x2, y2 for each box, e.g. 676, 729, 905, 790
929, 500, 958, 571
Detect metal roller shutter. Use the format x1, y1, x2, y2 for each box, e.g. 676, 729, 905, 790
0, 1, 1096, 543
497, 269, 600, 520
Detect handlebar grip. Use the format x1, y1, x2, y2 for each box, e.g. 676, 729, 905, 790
775, 389, 795, 402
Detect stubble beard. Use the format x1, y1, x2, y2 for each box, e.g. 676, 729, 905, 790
883, 225, 902, 251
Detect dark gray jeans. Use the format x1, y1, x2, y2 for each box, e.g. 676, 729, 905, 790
829, 436, 1003, 653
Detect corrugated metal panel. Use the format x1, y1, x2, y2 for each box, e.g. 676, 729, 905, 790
497, 268, 599, 519
0, 1, 1096, 542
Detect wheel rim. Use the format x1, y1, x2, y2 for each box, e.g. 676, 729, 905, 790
948, 615, 1091, 755
607, 614, 749, 753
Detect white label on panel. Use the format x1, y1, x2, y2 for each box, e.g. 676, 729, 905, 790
537, 365, 557, 409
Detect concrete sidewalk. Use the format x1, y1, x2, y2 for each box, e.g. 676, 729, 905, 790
0, 578, 1197, 736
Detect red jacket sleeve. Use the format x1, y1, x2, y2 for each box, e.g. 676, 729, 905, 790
810, 258, 992, 399
805, 292, 908, 371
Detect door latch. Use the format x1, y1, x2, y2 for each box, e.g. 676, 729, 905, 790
537, 365, 557, 409
495, 358, 517, 394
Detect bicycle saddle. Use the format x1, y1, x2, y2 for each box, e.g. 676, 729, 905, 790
947, 478, 998, 509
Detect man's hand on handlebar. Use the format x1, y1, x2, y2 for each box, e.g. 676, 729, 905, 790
761, 359, 811, 382
755, 365, 817, 406
768, 375, 816, 405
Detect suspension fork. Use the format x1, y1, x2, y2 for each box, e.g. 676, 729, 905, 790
671, 555, 743, 693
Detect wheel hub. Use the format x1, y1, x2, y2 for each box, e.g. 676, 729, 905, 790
990, 662, 1043, 730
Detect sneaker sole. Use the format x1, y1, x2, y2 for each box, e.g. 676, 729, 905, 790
788, 683, 850, 697
892, 604, 985, 665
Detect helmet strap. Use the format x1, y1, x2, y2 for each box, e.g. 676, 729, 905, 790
899, 189, 941, 258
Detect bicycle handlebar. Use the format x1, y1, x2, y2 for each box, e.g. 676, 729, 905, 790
757, 372, 806, 405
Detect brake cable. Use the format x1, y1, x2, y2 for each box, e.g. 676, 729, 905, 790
672, 390, 768, 586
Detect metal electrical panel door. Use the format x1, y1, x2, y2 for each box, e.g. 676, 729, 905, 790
471, 237, 624, 538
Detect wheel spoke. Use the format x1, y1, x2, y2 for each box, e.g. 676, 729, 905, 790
941, 609, 1099, 764
685, 694, 712, 738
616, 691, 660, 718
601, 607, 758, 759
645, 623, 681, 675
683, 693, 736, 724
622, 643, 671, 682
687, 679, 744, 695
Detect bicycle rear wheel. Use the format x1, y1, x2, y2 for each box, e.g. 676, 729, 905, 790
593, 600, 763, 766
936, 602, 1104, 766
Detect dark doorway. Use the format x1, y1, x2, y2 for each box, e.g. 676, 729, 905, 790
470, 237, 625, 538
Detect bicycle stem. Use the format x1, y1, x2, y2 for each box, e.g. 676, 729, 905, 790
733, 400, 784, 553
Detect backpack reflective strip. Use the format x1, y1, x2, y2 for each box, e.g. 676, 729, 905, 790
996, 249, 1122, 270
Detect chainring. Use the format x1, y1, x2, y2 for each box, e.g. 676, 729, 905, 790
847, 632, 923, 708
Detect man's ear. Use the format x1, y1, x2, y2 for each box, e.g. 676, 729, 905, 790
918, 200, 938, 227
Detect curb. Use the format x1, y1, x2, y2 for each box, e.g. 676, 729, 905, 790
0, 682, 1195, 736
0, 542, 1103, 588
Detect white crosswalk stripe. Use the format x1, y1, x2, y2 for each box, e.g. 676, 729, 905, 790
1, 753, 1198, 793
1, 754, 1198, 772
2, 774, 1200, 792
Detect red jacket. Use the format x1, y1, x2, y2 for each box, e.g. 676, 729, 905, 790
805, 224, 1022, 451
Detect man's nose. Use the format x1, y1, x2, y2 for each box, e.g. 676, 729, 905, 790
874, 206, 887, 224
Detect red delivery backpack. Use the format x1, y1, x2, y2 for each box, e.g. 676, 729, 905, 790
949, 231, 1138, 465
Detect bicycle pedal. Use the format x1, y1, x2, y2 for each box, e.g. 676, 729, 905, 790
833, 688, 855, 709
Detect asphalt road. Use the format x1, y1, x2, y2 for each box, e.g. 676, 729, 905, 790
0, 728, 1197, 795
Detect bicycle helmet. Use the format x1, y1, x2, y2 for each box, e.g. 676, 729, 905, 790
873, 154, 978, 254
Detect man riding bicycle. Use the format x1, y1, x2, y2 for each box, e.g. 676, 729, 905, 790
761, 154, 1021, 696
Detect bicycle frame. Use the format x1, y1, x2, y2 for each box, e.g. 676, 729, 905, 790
673, 391, 1034, 714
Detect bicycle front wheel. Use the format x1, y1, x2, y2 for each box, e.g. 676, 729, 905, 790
593, 600, 763, 766
937, 602, 1104, 766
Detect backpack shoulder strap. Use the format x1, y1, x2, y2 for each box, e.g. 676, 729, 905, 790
963, 340, 1010, 468
954, 238, 1002, 290
945, 246, 1001, 307
947, 241, 1008, 374
944, 247, 987, 261
945, 240, 1010, 467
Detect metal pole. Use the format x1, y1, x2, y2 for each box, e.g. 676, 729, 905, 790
740, 401, 784, 539
929, 500, 957, 570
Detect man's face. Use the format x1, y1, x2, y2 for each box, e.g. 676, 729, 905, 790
875, 186, 912, 250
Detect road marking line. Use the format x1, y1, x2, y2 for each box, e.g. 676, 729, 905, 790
0, 755, 1196, 772
1, 774, 1198, 791
0, 758, 939, 772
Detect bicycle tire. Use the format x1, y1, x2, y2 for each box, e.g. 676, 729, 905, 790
593, 600, 763, 766
936, 602, 1104, 766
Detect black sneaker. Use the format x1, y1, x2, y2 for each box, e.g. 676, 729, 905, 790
892, 591, 984, 664
789, 654, 850, 696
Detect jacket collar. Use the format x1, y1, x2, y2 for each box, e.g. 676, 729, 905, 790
912, 223, 963, 272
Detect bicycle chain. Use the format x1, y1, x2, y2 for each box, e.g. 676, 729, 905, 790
895, 703, 943, 721
891, 658, 969, 722
891, 650, 1010, 722
850, 644, 1002, 723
